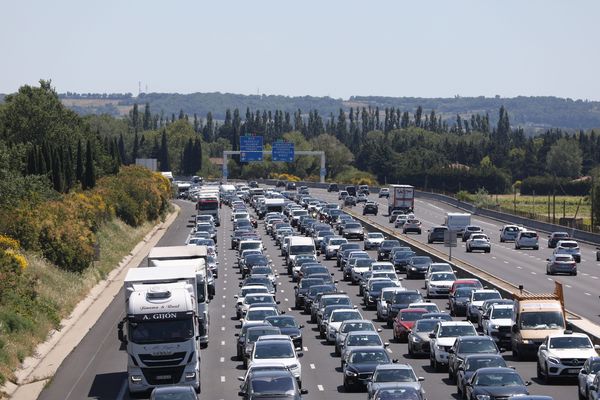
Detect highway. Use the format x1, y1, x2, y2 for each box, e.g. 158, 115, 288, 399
37, 194, 580, 400
314, 188, 600, 325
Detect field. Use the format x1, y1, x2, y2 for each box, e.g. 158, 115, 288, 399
490, 194, 591, 224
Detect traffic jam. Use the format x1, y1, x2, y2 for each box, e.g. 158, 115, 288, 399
184, 181, 599, 400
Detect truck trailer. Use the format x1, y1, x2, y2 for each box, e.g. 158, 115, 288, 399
387, 184, 415, 215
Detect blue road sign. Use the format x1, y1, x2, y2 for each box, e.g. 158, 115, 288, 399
272, 141, 295, 162
240, 136, 263, 162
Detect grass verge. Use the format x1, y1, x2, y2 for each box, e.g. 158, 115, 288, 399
0, 218, 155, 387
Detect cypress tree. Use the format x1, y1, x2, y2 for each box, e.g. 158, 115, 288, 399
132, 132, 139, 163
51, 148, 64, 192
38, 146, 47, 175
65, 145, 74, 191
159, 130, 170, 171
76, 139, 84, 183
118, 134, 126, 164
132, 103, 139, 132
143, 103, 151, 130
83, 140, 96, 189
193, 138, 202, 173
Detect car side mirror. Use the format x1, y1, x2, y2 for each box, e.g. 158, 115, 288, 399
482, 315, 489, 320
294, 286, 298, 289
234, 333, 240, 337
448, 348, 455, 354
276, 301, 281, 304
238, 391, 245, 396
117, 320, 127, 344
525, 381, 532, 386
539, 344, 547, 351
300, 324, 305, 329
384, 342, 390, 347
300, 388, 309, 394
580, 369, 588, 375
511, 324, 518, 333
237, 376, 244, 381
392, 359, 399, 363
377, 328, 382, 332
591, 385, 597, 391
429, 333, 436, 339
418, 377, 425, 381
594, 345, 600, 351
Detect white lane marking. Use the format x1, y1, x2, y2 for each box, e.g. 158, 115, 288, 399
303, 346, 308, 351
531, 272, 537, 275
504, 261, 509, 264
223, 295, 227, 299
386, 348, 393, 353
592, 276, 599, 280
491, 256, 497, 260
585, 293, 591, 296
566, 284, 572, 288
224, 273, 228, 277
220, 357, 225, 362
547, 278, 552, 281
222, 314, 226, 319
516, 266, 522, 269
222, 304, 225, 308
221, 326, 226, 331
310, 363, 316, 369
583, 273, 589, 276
224, 280, 227, 284
221, 376, 226, 382
288, 308, 292, 312
280, 289, 285, 293
284, 298, 289, 302
221, 340, 226, 346
317, 385, 324, 391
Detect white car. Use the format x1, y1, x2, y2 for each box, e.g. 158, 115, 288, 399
323, 237, 348, 260
465, 233, 491, 253
429, 321, 477, 371
466, 289, 502, 323
578, 356, 600, 400
394, 214, 409, 228
249, 336, 303, 385
376, 287, 405, 322
499, 224, 521, 242
425, 263, 454, 281
482, 304, 513, 346
515, 230, 539, 250
425, 271, 456, 298
370, 262, 395, 273
241, 306, 280, 329
326, 308, 363, 343
554, 240, 582, 263
407, 302, 440, 313
364, 232, 385, 250
235, 285, 271, 318
340, 331, 388, 367
537, 332, 600, 383
335, 320, 380, 355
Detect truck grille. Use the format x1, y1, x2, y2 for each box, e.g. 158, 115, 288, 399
141, 366, 185, 385
139, 352, 187, 367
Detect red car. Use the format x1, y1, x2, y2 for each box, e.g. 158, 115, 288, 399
449, 279, 483, 296
393, 308, 428, 343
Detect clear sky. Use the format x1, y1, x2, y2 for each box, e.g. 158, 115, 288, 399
2, 0, 599, 100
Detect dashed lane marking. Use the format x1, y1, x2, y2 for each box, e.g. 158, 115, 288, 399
317, 385, 324, 391
221, 326, 226, 331
303, 346, 308, 352
221, 340, 226, 346
531, 272, 537, 275
222, 304, 226, 308
220, 357, 225, 362
585, 293, 591, 296
222, 314, 226, 319
221, 376, 226, 382
310, 364, 315, 369
284, 298, 289, 302
516, 266, 522, 269
504, 261, 509, 264
566, 284, 572, 288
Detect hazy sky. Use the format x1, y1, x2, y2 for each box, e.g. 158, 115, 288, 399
2, 0, 599, 100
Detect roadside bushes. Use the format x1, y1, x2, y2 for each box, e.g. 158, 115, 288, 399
0, 166, 171, 273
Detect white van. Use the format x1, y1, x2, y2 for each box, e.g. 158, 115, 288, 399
286, 236, 317, 268
444, 213, 471, 236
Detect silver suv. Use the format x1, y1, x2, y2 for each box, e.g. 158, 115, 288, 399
515, 230, 539, 250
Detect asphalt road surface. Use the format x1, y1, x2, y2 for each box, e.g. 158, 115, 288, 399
38, 196, 581, 399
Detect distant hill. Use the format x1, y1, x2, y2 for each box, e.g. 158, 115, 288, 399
2, 91, 600, 132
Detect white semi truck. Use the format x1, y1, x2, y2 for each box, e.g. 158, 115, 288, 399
118, 265, 201, 395
387, 184, 415, 215
147, 246, 210, 346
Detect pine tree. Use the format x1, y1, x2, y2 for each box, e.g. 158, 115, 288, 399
159, 130, 170, 171
143, 103, 151, 130
83, 140, 95, 189
132, 132, 139, 163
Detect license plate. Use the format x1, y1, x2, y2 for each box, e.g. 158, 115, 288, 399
566, 369, 580, 374
156, 375, 171, 380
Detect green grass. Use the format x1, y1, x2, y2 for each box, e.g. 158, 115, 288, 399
0, 218, 155, 389
492, 194, 591, 223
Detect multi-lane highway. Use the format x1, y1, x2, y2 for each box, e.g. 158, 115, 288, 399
37, 191, 583, 399
314, 188, 600, 325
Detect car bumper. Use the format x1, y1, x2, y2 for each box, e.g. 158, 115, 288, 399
427, 286, 450, 296
546, 360, 586, 377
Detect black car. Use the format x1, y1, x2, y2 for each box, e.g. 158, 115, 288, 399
447, 335, 501, 383
328, 183, 339, 192
346, 185, 357, 197
286, 182, 297, 191
363, 202, 378, 216
449, 287, 475, 317
547, 231, 570, 248
378, 240, 401, 261
265, 315, 304, 348
364, 280, 399, 309
294, 277, 325, 308
464, 367, 531, 400
304, 284, 337, 314
249, 181, 259, 188
150, 385, 197, 399
392, 250, 416, 272
239, 370, 307, 400
241, 254, 270, 278
343, 347, 394, 391
427, 226, 448, 244
406, 256, 433, 279
456, 354, 507, 399
386, 290, 423, 328
235, 323, 271, 360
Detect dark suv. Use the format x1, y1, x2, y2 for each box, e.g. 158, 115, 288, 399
377, 240, 401, 261
362, 202, 378, 216
547, 231, 570, 248
427, 226, 448, 243
327, 183, 339, 192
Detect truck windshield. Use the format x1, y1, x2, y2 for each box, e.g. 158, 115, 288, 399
197, 199, 218, 211
290, 245, 315, 255
520, 311, 564, 329
129, 318, 194, 344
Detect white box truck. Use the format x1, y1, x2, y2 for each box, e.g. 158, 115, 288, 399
387, 184, 415, 215
444, 212, 471, 237
118, 265, 201, 395
147, 246, 210, 346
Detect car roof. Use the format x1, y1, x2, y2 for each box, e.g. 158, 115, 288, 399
475, 367, 520, 374
250, 369, 295, 379
440, 321, 474, 326
547, 332, 590, 340
400, 308, 428, 313
347, 330, 380, 336
374, 363, 414, 371
348, 346, 389, 353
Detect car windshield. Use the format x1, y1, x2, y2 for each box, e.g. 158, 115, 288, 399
414, 319, 439, 332
395, 251, 415, 259
247, 309, 278, 321
252, 267, 273, 275
345, 223, 361, 229
374, 368, 416, 382
331, 311, 361, 322
520, 311, 565, 330
242, 288, 269, 297
555, 256, 573, 262
129, 318, 194, 344
454, 288, 475, 298
549, 336, 592, 349
356, 259, 374, 268
505, 227, 519, 232
439, 325, 476, 337
372, 281, 395, 291
330, 239, 346, 245
342, 322, 375, 333
349, 350, 389, 364
347, 334, 381, 346
393, 293, 422, 304
368, 233, 384, 239
474, 372, 524, 387
411, 257, 432, 265
300, 279, 323, 288
245, 278, 271, 288
266, 317, 297, 328
459, 339, 497, 353
590, 360, 600, 374
254, 342, 294, 359
381, 291, 397, 301
323, 297, 351, 307
430, 265, 452, 273
381, 240, 401, 249
521, 232, 537, 238
473, 292, 501, 301
401, 311, 426, 321
491, 308, 512, 319
290, 245, 315, 255
431, 273, 456, 281
251, 375, 296, 396
247, 328, 280, 342
466, 357, 506, 371
246, 295, 275, 305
